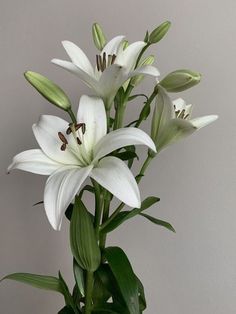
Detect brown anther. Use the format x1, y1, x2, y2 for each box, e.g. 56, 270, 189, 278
179, 110, 186, 119
102, 52, 106, 71
184, 114, 189, 119
81, 123, 86, 134
111, 54, 116, 64
66, 127, 72, 135
96, 55, 100, 71
58, 132, 68, 144
75, 123, 83, 131
60, 143, 66, 151
77, 137, 82, 145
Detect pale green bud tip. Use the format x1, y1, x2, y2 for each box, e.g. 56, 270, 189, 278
92, 22, 107, 51
160, 69, 201, 92
130, 55, 155, 87
24, 71, 72, 111
149, 21, 171, 44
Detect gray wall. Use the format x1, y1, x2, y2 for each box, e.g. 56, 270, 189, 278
1, 0, 235, 313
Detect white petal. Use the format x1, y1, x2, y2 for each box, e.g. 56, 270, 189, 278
61, 41, 94, 76
51, 59, 98, 89
96, 64, 127, 105
94, 127, 156, 160
32, 115, 78, 164
90, 156, 140, 208
173, 98, 186, 111
130, 65, 160, 78
44, 165, 93, 230
101, 35, 125, 56
190, 115, 218, 129
115, 41, 146, 73
7, 149, 60, 175
77, 95, 107, 152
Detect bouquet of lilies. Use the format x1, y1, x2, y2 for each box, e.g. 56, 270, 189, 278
2, 22, 218, 313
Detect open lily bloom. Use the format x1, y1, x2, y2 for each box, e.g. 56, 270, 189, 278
51, 36, 160, 108
152, 87, 218, 151
8, 96, 156, 230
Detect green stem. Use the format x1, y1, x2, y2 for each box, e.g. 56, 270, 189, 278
99, 191, 111, 250
135, 43, 151, 69
67, 108, 77, 124
135, 87, 158, 128
92, 180, 103, 239
84, 271, 93, 314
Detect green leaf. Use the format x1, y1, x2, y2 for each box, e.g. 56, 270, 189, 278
73, 259, 85, 297
101, 197, 160, 233
140, 213, 176, 232
96, 264, 124, 306
92, 271, 111, 307
104, 247, 139, 314
128, 94, 148, 102
58, 272, 77, 310
136, 276, 146, 311
79, 185, 95, 198
70, 197, 101, 271
114, 151, 138, 161
33, 200, 43, 206
1, 273, 63, 293
24, 71, 72, 111
58, 306, 76, 314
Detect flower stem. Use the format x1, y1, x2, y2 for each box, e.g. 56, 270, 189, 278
84, 271, 93, 314
92, 179, 103, 239
67, 108, 77, 124
99, 191, 111, 250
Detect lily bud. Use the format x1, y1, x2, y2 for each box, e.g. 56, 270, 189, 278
130, 55, 155, 87
149, 21, 171, 44
92, 22, 107, 51
160, 69, 201, 92
24, 71, 72, 111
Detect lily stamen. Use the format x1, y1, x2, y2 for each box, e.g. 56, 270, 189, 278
58, 132, 68, 144
96, 53, 117, 72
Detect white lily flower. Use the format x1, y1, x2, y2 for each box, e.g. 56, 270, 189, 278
51, 36, 160, 108
8, 96, 156, 230
152, 86, 218, 152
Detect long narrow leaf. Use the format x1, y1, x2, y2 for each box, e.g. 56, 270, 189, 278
101, 196, 160, 233
1, 273, 63, 293
140, 213, 176, 232
104, 247, 139, 314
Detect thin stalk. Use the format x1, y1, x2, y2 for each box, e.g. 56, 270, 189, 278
84, 271, 93, 314
92, 179, 103, 239
135, 88, 158, 128
134, 43, 151, 69
99, 191, 111, 250
67, 108, 77, 124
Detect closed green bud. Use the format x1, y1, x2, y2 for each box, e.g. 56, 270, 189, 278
160, 69, 201, 92
130, 55, 155, 87
149, 21, 171, 44
24, 71, 72, 111
92, 22, 107, 51
70, 197, 101, 272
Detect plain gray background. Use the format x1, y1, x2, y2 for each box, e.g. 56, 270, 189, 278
0, 0, 235, 313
